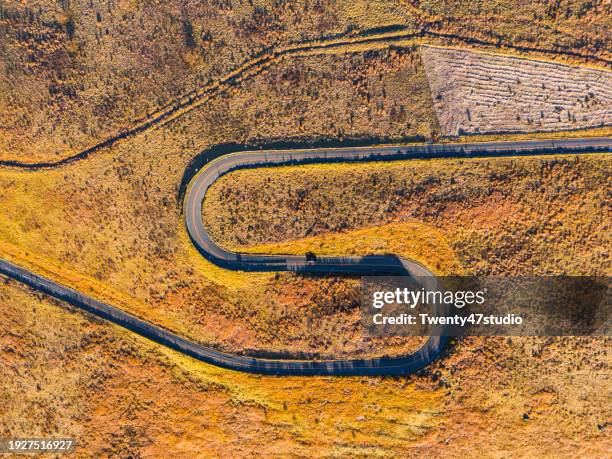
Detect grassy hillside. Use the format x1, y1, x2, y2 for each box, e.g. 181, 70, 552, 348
0, 278, 446, 456
2, 275, 609, 456
0, 39, 609, 358
203, 154, 611, 276
1, 0, 609, 162
0, 47, 457, 359
0, 1, 610, 453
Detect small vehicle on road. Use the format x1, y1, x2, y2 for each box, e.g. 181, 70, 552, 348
305, 251, 317, 265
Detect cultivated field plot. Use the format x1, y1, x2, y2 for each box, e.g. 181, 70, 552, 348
421, 46, 612, 136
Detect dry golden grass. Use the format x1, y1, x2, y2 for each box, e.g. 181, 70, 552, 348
222, 47, 441, 143
1, 0, 609, 162
2, 272, 609, 457
240, 221, 460, 276
0, 46, 466, 359
0, 45, 609, 357
198, 153, 611, 456
0, 0, 345, 162
456, 125, 612, 143
0, 278, 447, 457
0, 3, 610, 452
203, 154, 611, 276
416, 0, 612, 63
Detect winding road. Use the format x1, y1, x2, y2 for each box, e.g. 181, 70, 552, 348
1, 137, 611, 375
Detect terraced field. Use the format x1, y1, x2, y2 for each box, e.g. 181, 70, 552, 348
422, 46, 612, 136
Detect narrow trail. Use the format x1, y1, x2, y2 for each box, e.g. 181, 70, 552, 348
1, 27, 609, 169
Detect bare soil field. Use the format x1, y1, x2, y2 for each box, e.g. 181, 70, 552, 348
422, 46, 612, 136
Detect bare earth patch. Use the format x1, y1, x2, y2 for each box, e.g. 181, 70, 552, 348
421, 46, 612, 135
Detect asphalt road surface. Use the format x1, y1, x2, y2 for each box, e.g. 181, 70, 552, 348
184, 137, 612, 273
2, 137, 611, 375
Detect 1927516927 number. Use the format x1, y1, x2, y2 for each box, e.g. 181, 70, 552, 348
0, 438, 75, 454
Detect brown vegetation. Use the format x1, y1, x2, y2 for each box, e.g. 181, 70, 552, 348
1, 0, 610, 162
224, 47, 440, 143
0, 46, 456, 360
0, 0, 343, 162
0, 1, 610, 453
2, 276, 609, 457
0, 279, 446, 457
197, 153, 612, 455
203, 155, 611, 275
